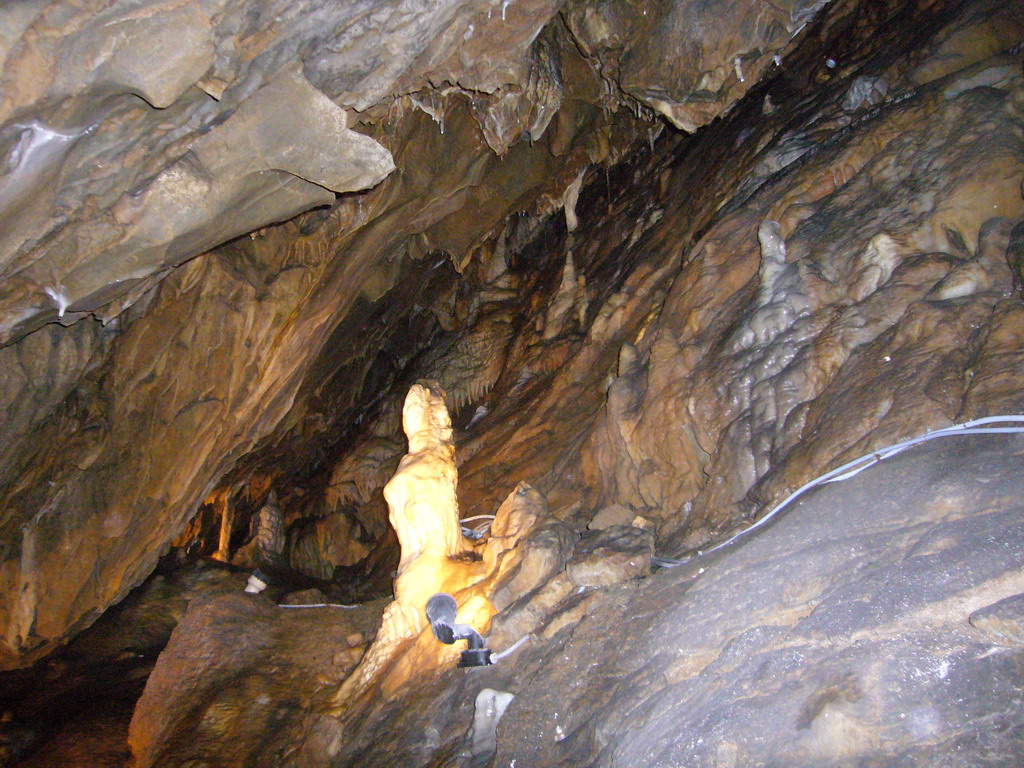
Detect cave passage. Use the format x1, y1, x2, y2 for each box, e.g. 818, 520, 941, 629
1, 0, 1024, 765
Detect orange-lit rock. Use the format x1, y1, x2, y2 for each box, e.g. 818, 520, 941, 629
330, 383, 490, 708
332, 390, 575, 712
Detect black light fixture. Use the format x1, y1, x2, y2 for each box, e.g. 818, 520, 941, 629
426, 593, 493, 667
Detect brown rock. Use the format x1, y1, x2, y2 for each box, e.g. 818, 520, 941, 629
289, 513, 371, 580
490, 515, 576, 611
129, 592, 382, 768
279, 588, 330, 606
488, 433, 1024, 768
0, 88, 622, 665
588, 502, 634, 530
567, 525, 653, 588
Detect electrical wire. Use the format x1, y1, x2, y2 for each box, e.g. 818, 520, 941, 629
653, 415, 1024, 568
461, 514, 495, 539
490, 633, 531, 663
277, 603, 360, 609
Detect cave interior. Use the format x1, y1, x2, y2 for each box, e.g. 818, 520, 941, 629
1, 0, 1024, 765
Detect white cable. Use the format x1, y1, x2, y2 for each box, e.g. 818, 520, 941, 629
654, 415, 1024, 567
823, 426, 1024, 483
277, 603, 360, 609
461, 515, 495, 539
490, 633, 531, 663
652, 556, 685, 568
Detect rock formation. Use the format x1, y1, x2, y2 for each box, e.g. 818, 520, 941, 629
371, 383, 476, 637
331, 384, 552, 709
1, 0, 1024, 764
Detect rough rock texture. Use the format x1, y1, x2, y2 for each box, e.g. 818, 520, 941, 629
0, 561, 243, 767
0, 0, 975, 667
289, 511, 370, 580
439, 0, 1024, 544
127, 592, 386, 768
563, 0, 822, 131
578, 0, 1024, 553
0, 57, 631, 667
970, 593, 1024, 646
488, 491, 576, 612
1, 0, 1024, 764
0, 50, 394, 346
329, 432, 1024, 767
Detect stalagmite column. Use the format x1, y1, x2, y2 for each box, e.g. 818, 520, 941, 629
331, 381, 486, 708
212, 489, 233, 563
253, 490, 286, 568
385, 382, 464, 584
328, 383, 556, 714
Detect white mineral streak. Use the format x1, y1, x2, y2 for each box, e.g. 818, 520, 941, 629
469, 688, 516, 760
563, 169, 586, 232
544, 251, 585, 339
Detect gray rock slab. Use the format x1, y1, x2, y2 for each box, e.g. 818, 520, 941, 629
494, 432, 1024, 767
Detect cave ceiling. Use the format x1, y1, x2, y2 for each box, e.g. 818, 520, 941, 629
0, 0, 1022, 693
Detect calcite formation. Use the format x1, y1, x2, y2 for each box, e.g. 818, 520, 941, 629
384, 383, 468, 609
1, 0, 1024, 764
0, 41, 625, 666
288, 511, 369, 580
578, 13, 1024, 551
331, 382, 489, 706
332, 386, 574, 712
0, 0, 947, 666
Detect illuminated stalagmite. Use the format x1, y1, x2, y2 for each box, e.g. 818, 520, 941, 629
332, 382, 492, 705
330, 382, 562, 710
385, 382, 471, 624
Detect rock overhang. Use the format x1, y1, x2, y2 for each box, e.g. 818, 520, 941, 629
0, 0, 1018, 678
